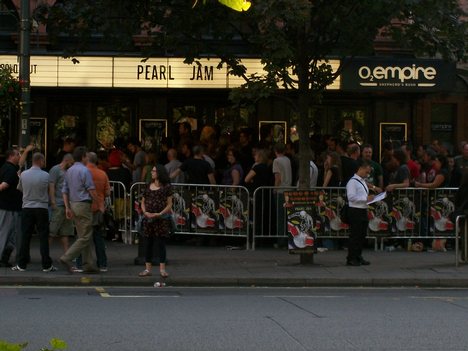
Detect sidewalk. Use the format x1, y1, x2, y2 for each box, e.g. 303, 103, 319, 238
1, 239, 468, 287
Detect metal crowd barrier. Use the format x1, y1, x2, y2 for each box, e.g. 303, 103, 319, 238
108, 181, 131, 244
371, 187, 458, 249
129, 182, 251, 249
106, 181, 458, 254
251, 186, 378, 250
251, 186, 294, 250
455, 215, 467, 267
251, 186, 458, 251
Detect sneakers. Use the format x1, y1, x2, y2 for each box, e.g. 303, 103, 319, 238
42, 265, 58, 272
99, 267, 108, 273
11, 265, 26, 272
12, 265, 58, 272
59, 258, 74, 273
71, 266, 84, 273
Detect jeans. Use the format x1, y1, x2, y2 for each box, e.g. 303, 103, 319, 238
0, 209, 21, 262
18, 208, 52, 269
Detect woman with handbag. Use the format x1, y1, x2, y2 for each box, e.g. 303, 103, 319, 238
138, 164, 173, 278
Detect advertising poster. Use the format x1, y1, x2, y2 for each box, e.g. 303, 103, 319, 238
320, 188, 350, 234
139, 119, 167, 152
258, 121, 287, 144
284, 190, 321, 254
379, 123, 407, 161
218, 188, 249, 233
30, 117, 47, 160
191, 188, 219, 232
171, 184, 191, 233
429, 189, 456, 234
386, 190, 421, 236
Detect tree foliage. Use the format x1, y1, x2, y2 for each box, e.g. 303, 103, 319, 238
36, 0, 467, 187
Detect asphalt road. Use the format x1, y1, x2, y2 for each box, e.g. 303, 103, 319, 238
1, 287, 467, 351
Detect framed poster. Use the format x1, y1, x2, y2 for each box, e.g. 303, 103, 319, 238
30, 117, 47, 160
379, 123, 407, 161
258, 121, 287, 144
139, 119, 168, 152
284, 190, 320, 254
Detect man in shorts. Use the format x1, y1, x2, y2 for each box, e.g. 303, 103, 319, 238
49, 153, 75, 253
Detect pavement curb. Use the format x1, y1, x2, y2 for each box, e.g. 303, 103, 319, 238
3, 275, 468, 288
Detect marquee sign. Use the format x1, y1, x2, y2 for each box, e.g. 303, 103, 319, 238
0, 55, 340, 90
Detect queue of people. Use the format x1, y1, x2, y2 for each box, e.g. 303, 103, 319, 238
0, 146, 112, 274
1, 124, 467, 272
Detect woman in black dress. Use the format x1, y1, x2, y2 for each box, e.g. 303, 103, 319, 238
139, 164, 173, 278
245, 148, 273, 237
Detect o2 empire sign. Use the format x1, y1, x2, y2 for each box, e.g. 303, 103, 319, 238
341, 58, 456, 92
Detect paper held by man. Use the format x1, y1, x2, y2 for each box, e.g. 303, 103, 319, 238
367, 191, 387, 205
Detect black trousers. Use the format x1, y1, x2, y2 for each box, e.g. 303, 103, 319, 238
144, 236, 167, 264
18, 208, 52, 269
347, 207, 369, 262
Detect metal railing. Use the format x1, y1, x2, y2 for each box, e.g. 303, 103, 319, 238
128, 182, 251, 249
108, 181, 131, 244
251, 186, 379, 250
105, 182, 459, 253
455, 215, 467, 267
251, 186, 458, 250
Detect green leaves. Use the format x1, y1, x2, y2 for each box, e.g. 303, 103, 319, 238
0, 341, 28, 351
0, 339, 67, 351
47, 338, 67, 350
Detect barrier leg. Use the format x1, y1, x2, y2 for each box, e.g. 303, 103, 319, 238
463, 217, 468, 262
455, 217, 459, 267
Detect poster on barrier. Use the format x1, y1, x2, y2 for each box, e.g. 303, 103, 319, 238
284, 190, 321, 254
385, 190, 421, 235
172, 185, 191, 232
218, 188, 249, 233
429, 189, 456, 234
191, 188, 219, 231
368, 196, 393, 233
320, 188, 350, 234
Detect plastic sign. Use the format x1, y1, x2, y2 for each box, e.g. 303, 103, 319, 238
341, 58, 455, 92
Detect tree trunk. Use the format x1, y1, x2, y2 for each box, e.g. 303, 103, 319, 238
297, 89, 313, 190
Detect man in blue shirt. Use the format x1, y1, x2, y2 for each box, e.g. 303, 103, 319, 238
59, 146, 98, 274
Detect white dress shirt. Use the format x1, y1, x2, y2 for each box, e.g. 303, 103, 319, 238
346, 174, 369, 209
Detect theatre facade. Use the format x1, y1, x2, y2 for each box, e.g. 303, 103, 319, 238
0, 54, 467, 163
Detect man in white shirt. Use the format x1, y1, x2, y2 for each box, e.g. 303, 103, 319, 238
309, 160, 318, 188
273, 143, 292, 187
345, 159, 375, 266
165, 148, 184, 183
272, 143, 292, 238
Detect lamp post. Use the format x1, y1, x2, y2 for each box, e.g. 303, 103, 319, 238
19, 0, 31, 147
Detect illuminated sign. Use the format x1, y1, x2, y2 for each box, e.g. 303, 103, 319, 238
341, 58, 455, 92
0, 55, 340, 90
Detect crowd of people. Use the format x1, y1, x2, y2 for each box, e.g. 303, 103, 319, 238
1, 121, 468, 272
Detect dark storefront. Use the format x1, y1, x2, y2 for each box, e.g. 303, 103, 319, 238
1, 55, 467, 166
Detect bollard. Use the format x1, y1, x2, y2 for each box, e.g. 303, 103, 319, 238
300, 253, 314, 265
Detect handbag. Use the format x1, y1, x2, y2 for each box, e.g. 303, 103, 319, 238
340, 203, 350, 224
161, 213, 176, 235
136, 214, 146, 233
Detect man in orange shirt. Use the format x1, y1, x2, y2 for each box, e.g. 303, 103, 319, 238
78, 152, 111, 272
